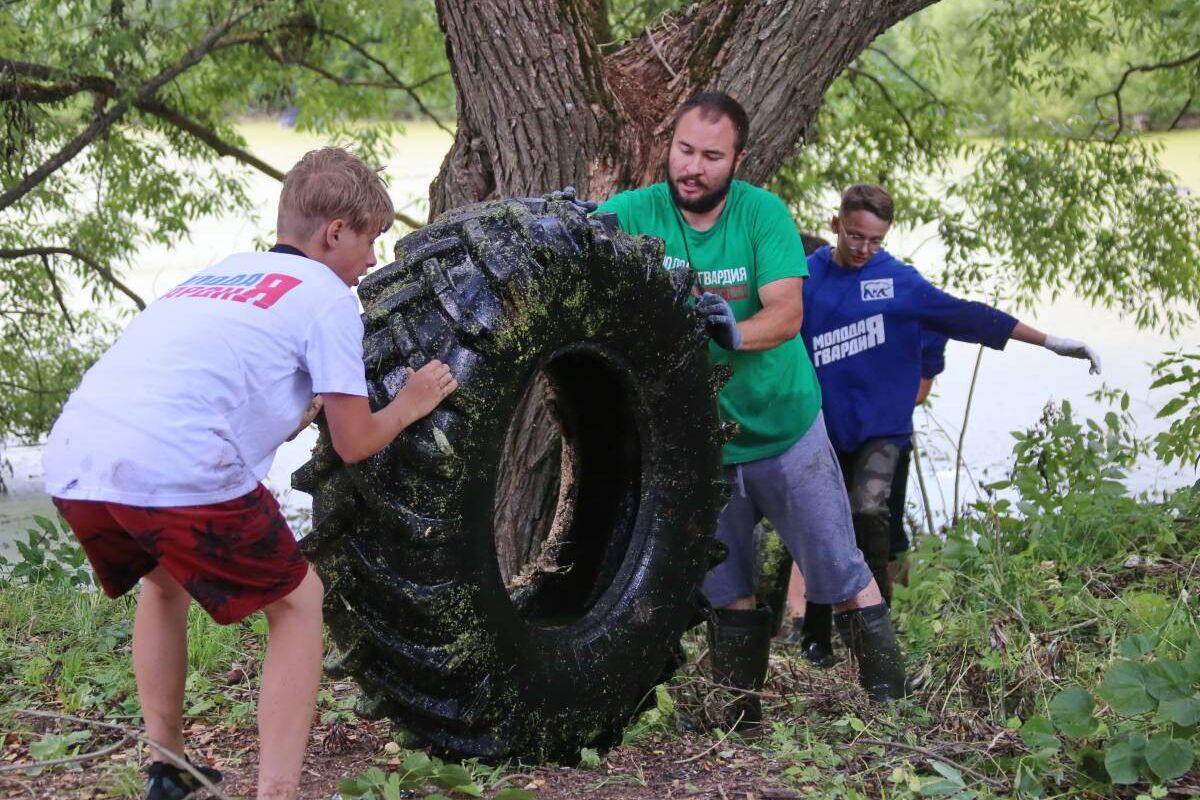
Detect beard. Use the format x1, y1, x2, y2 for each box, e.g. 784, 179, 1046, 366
666, 160, 735, 215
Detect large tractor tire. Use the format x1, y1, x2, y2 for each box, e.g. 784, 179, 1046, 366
293, 195, 727, 762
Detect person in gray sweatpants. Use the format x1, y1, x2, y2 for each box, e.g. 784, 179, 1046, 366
596, 91, 906, 729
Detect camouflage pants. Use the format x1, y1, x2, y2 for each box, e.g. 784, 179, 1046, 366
838, 440, 903, 603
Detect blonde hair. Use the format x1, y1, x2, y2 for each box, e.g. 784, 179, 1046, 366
277, 147, 394, 239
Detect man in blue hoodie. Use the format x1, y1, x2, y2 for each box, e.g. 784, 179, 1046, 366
794, 183, 1100, 659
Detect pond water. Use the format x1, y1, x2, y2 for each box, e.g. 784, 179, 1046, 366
1, 123, 1197, 556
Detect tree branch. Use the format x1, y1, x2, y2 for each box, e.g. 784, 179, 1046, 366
0, 0, 265, 213
408, 69, 451, 91
136, 99, 425, 229
307, 26, 454, 137
0, 247, 146, 310
38, 254, 76, 334
0, 63, 424, 230
8, 320, 49, 400
1169, 92, 1195, 132
0, 58, 58, 80
866, 46, 941, 103
846, 66, 928, 155
0, 379, 67, 397
0, 75, 113, 103
136, 99, 284, 181
1095, 48, 1200, 142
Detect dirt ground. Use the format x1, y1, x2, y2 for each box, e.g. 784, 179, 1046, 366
2, 711, 808, 799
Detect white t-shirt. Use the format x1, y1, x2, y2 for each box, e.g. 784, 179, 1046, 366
43, 250, 368, 506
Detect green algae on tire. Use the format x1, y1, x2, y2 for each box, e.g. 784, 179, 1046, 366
292, 195, 726, 762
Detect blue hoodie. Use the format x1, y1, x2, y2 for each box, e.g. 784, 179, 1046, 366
803, 246, 1017, 453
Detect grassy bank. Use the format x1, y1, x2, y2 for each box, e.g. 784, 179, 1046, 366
2, 397, 1198, 798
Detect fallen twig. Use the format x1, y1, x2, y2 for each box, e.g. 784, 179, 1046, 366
676, 713, 743, 765
0, 733, 132, 773
12, 708, 231, 800
856, 736, 1006, 788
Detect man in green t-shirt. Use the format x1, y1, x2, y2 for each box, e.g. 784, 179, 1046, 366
596, 92, 906, 725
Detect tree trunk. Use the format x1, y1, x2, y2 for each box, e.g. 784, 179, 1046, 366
436, 0, 940, 574
430, 0, 940, 216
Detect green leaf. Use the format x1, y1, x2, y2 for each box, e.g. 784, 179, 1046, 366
654, 684, 675, 716
1105, 740, 1144, 785
492, 791, 536, 800
579, 747, 601, 768
1145, 735, 1193, 781
29, 733, 66, 761
337, 777, 368, 795
430, 764, 476, 793
1184, 642, 1200, 682
1157, 396, 1188, 418
928, 760, 965, 786
1098, 661, 1156, 716
403, 751, 433, 775
1119, 634, 1156, 659
1014, 762, 1043, 799
1072, 746, 1109, 784
1145, 660, 1192, 702
1049, 687, 1097, 738
1149, 373, 1184, 389
918, 777, 972, 797
1019, 716, 1061, 752
1158, 697, 1200, 727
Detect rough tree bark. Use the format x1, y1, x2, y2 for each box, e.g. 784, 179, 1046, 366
430, 0, 940, 216
438, 0, 940, 572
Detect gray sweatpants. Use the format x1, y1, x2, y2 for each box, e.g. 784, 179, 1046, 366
702, 411, 874, 607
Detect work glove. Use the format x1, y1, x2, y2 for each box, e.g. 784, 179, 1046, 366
697, 291, 742, 351
1044, 334, 1102, 374
542, 186, 598, 213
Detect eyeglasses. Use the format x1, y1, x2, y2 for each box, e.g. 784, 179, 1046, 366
841, 231, 886, 252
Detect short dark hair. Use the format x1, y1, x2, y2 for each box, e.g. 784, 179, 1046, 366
673, 91, 750, 153
800, 233, 831, 256
839, 184, 894, 223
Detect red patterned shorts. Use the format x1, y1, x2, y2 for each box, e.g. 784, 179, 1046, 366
53, 485, 308, 624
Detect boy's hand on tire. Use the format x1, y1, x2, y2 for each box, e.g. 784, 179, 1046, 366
697, 292, 742, 351
286, 395, 324, 441
402, 360, 458, 417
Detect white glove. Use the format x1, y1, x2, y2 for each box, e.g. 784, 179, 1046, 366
1044, 334, 1102, 375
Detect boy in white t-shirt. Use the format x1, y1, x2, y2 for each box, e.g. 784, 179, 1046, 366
42, 147, 457, 800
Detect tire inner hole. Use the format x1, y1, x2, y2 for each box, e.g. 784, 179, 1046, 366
493, 347, 642, 626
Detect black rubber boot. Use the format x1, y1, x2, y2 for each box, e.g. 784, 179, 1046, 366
707, 605, 773, 730
854, 511, 894, 606
799, 602, 839, 667
835, 603, 907, 701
